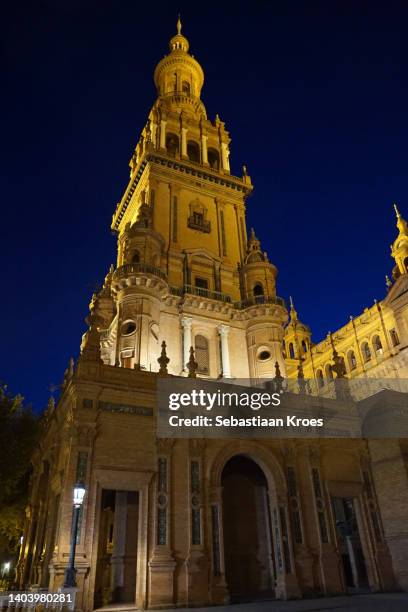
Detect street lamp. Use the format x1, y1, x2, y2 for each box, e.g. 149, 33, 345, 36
63, 482, 86, 588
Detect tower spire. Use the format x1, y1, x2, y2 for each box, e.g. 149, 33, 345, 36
391, 203, 408, 277
177, 14, 182, 35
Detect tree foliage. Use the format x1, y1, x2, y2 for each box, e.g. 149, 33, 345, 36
0, 384, 41, 560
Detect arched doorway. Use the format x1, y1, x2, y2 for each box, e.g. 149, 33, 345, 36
222, 455, 275, 601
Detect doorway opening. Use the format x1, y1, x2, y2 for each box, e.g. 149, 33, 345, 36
94, 489, 139, 608
332, 497, 369, 591
222, 455, 275, 602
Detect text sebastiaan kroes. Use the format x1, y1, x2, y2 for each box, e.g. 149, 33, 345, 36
167, 389, 324, 429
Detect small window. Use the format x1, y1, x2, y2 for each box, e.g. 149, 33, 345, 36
325, 363, 333, 381
187, 141, 200, 163
166, 133, 179, 157
289, 342, 295, 359
301, 340, 308, 353
195, 277, 208, 289
132, 250, 140, 263
182, 80, 190, 94
372, 335, 383, 353
362, 341, 371, 362
208, 148, 220, 170
316, 369, 324, 388
121, 321, 136, 336
253, 283, 264, 297
258, 350, 271, 361
193, 211, 204, 226
390, 328, 400, 347
195, 335, 209, 374
347, 350, 357, 370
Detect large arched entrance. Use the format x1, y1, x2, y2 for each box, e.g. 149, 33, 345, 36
221, 455, 275, 601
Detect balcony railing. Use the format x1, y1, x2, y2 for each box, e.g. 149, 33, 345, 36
170, 285, 231, 303
234, 295, 287, 310
113, 263, 167, 282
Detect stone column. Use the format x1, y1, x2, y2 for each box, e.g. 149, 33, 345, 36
110, 491, 128, 601
159, 120, 167, 150
201, 134, 208, 165
181, 317, 193, 372
218, 325, 231, 378
220, 142, 230, 173
151, 121, 157, 148
181, 127, 188, 158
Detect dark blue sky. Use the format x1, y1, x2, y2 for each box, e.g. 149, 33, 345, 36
2, 1, 407, 410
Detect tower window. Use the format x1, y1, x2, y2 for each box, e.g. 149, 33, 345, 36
166, 133, 179, 157
195, 335, 209, 374
195, 277, 208, 290
372, 335, 383, 354
347, 350, 357, 370
121, 320, 136, 336
132, 250, 140, 263
289, 342, 295, 359
301, 340, 308, 353
208, 148, 220, 170
187, 140, 200, 163
258, 349, 271, 361
182, 80, 190, 94
361, 341, 372, 362
390, 328, 400, 347
253, 283, 264, 297
325, 363, 333, 381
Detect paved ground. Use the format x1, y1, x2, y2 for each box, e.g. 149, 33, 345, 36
158, 593, 408, 612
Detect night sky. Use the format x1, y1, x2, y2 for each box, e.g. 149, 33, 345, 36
2, 1, 408, 410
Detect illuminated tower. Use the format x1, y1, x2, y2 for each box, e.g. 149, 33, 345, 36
90, 19, 287, 379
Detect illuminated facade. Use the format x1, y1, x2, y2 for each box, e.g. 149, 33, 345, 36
18, 20, 408, 610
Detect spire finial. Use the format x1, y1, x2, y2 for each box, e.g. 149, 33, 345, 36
177, 14, 182, 35
394, 202, 401, 218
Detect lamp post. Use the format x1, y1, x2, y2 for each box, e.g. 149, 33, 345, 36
63, 482, 86, 588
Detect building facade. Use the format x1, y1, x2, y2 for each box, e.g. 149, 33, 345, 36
18, 20, 408, 610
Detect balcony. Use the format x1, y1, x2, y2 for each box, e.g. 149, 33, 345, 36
112, 263, 167, 282
170, 284, 231, 303
234, 295, 287, 310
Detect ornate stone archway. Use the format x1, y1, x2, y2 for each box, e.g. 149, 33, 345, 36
207, 441, 301, 603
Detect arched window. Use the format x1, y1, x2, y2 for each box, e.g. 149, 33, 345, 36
301, 340, 308, 353
195, 335, 209, 374
347, 350, 357, 370
362, 341, 371, 362
390, 328, 400, 347
316, 369, 324, 388
289, 342, 295, 359
325, 363, 333, 381
372, 335, 383, 353
253, 283, 264, 297
208, 148, 220, 170
132, 250, 140, 263
187, 140, 200, 163
166, 133, 179, 157
182, 80, 190, 94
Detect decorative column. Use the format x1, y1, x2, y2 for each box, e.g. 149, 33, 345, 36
308, 445, 343, 594
181, 316, 193, 372
270, 494, 301, 600
148, 439, 176, 608
185, 440, 208, 606
220, 142, 230, 173
181, 127, 188, 158
151, 121, 157, 148
110, 491, 127, 601
218, 325, 231, 378
159, 119, 167, 150
201, 134, 208, 165
209, 486, 229, 605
